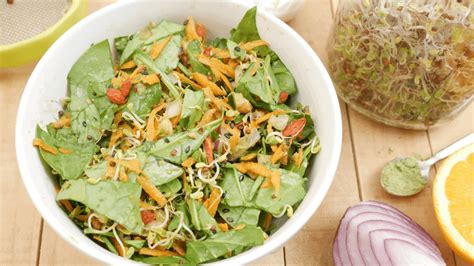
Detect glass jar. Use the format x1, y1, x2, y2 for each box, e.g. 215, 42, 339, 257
327, 0, 474, 129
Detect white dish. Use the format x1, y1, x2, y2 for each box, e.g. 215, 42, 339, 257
15, 0, 342, 264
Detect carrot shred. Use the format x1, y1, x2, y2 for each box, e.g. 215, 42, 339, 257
121, 60, 136, 69
233, 162, 279, 193
211, 47, 230, 59
119, 167, 128, 182
137, 175, 167, 207
234, 224, 246, 230
218, 71, 233, 92
203, 187, 221, 217
58, 147, 72, 154
112, 236, 127, 257
139, 247, 179, 257
197, 109, 217, 127
105, 162, 116, 179
271, 171, 281, 194
141, 74, 160, 85
110, 158, 142, 174
181, 157, 196, 168
139, 200, 155, 210
150, 35, 172, 60
53, 113, 70, 129
241, 153, 257, 161
271, 144, 287, 164
293, 148, 304, 167
146, 103, 165, 141
191, 72, 226, 96
263, 213, 273, 231
201, 87, 232, 110
251, 110, 287, 128
204, 136, 214, 164
218, 223, 229, 232
173, 71, 202, 89
184, 16, 201, 41
172, 240, 186, 256
260, 179, 271, 188
33, 138, 57, 154
241, 40, 269, 51
197, 55, 235, 77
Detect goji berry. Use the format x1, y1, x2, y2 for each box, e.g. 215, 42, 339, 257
140, 210, 156, 224
279, 92, 289, 103
106, 88, 126, 104
282, 118, 306, 138
204, 136, 214, 164
120, 79, 131, 97
196, 24, 206, 38
203, 47, 212, 57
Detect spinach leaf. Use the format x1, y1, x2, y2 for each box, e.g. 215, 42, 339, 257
217, 205, 260, 227
57, 179, 143, 233
101, 236, 118, 255
68, 40, 114, 142
159, 179, 182, 197
84, 160, 107, 179
36, 126, 96, 180
155, 35, 182, 73
134, 51, 181, 99
236, 62, 275, 109
186, 199, 219, 235
209, 37, 227, 49
168, 200, 190, 232
219, 166, 256, 207
264, 55, 281, 101
230, 7, 270, 56
185, 225, 265, 264
87, 81, 117, 131
125, 84, 162, 119
133, 255, 192, 265
272, 59, 297, 95
254, 168, 306, 215
124, 239, 145, 249
142, 155, 184, 186
227, 39, 245, 60
142, 117, 222, 164
114, 36, 129, 58
187, 40, 210, 75
181, 89, 205, 129
120, 20, 184, 64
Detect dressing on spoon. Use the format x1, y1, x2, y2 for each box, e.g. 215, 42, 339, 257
381, 133, 474, 196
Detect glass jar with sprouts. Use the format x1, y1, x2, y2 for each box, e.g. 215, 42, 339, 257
327, 0, 474, 129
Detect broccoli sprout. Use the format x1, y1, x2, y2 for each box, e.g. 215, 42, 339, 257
328, 0, 474, 129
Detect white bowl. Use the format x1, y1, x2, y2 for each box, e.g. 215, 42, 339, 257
15, 0, 342, 265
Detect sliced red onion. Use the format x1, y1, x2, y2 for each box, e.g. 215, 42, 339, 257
333, 201, 445, 266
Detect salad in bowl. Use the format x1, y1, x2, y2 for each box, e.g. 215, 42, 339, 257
31, 7, 321, 264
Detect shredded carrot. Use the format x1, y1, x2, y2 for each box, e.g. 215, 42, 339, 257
263, 213, 273, 231
184, 16, 201, 41
109, 127, 124, 149
211, 47, 230, 59
228, 59, 239, 69
249, 62, 259, 76
139, 247, 178, 257
150, 35, 172, 59
146, 103, 165, 141
293, 148, 304, 167
201, 87, 232, 110
191, 72, 226, 96
271, 144, 287, 164
137, 176, 167, 207
173, 71, 201, 89
108, 158, 142, 174
130, 65, 145, 81
113, 111, 122, 125
241, 153, 257, 161
241, 40, 269, 51
260, 179, 271, 188
234, 224, 246, 230
218, 223, 229, 232
105, 161, 116, 178
141, 74, 160, 85
139, 200, 155, 210
33, 138, 57, 154
217, 71, 233, 92
197, 55, 235, 77
229, 127, 240, 151
271, 171, 281, 194
58, 147, 72, 154
251, 110, 287, 128
53, 113, 70, 129
197, 109, 216, 127
271, 145, 277, 152
111, 236, 127, 257
171, 113, 181, 128
119, 167, 128, 182
181, 157, 196, 168
121, 60, 136, 69
172, 240, 186, 256
203, 187, 221, 217
204, 136, 214, 164
233, 162, 274, 178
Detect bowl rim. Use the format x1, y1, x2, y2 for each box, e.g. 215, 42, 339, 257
15, 0, 342, 265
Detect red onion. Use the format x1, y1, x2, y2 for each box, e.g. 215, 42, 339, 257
333, 201, 445, 266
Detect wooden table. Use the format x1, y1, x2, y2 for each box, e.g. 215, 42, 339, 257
1, 0, 472, 265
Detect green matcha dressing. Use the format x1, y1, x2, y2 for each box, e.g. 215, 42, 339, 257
381, 157, 427, 196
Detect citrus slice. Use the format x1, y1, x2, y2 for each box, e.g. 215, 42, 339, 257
433, 143, 474, 263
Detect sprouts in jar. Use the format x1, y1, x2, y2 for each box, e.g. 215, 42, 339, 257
328, 0, 474, 129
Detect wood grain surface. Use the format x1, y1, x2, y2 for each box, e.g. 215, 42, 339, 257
0, 0, 472, 265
